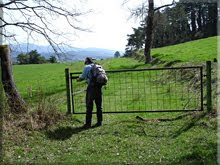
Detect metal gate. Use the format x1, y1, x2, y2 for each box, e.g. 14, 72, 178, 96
66, 66, 203, 114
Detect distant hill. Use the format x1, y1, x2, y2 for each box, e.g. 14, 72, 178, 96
10, 43, 123, 62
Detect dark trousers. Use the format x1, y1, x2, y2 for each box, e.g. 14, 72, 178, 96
85, 85, 102, 125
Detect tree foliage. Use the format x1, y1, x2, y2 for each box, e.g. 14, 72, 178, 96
49, 55, 57, 63
16, 53, 29, 64
17, 50, 48, 64
114, 51, 121, 58
125, 0, 218, 56
126, 26, 145, 52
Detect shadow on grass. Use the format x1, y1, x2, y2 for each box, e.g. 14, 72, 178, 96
164, 60, 182, 67
171, 112, 207, 138
46, 126, 88, 140
174, 142, 217, 164
109, 63, 146, 70
116, 112, 207, 138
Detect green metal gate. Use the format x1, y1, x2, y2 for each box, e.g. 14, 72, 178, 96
66, 65, 205, 114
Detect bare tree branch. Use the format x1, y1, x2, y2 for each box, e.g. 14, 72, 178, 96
0, 0, 92, 57
154, 0, 175, 11
128, 3, 147, 21
124, 0, 176, 21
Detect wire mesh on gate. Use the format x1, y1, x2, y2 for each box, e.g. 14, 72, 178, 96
70, 66, 203, 114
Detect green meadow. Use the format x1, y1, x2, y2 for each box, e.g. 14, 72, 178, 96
134, 36, 218, 64
151, 36, 218, 62
3, 37, 218, 164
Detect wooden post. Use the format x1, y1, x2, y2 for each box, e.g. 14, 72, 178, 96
65, 68, 71, 114
206, 61, 212, 112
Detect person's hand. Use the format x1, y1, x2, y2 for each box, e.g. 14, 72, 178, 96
76, 77, 81, 82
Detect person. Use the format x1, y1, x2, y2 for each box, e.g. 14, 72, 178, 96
77, 57, 103, 128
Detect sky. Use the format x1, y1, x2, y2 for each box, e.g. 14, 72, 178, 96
70, 0, 175, 51
5, 0, 175, 52
72, 0, 141, 51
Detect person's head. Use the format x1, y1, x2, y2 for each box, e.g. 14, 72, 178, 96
84, 57, 94, 65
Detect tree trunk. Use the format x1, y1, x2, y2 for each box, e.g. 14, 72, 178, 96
197, 5, 202, 31
144, 0, 154, 64
0, 45, 27, 113
190, 4, 196, 37
0, 57, 3, 163
207, 3, 217, 36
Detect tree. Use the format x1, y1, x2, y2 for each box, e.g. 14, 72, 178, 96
125, 26, 145, 54
124, 0, 175, 63
144, 0, 175, 64
125, 0, 218, 56
28, 50, 45, 64
16, 53, 28, 64
48, 55, 57, 63
0, 1, 90, 113
17, 50, 47, 64
0, 46, 26, 112
179, 0, 217, 38
0, 1, 90, 51
38, 56, 47, 64
114, 51, 121, 58
0, 55, 3, 161
144, 0, 154, 64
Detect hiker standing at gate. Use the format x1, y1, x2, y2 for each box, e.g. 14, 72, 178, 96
77, 57, 107, 128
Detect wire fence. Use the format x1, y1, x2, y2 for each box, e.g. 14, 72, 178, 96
70, 66, 203, 114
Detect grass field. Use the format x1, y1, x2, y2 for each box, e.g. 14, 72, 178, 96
135, 36, 218, 64
3, 112, 217, 164
3, 37, 218, 164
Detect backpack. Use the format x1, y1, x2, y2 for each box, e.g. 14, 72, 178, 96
91, 64, 108, 86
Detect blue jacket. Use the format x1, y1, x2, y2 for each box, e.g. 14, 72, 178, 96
80, 64, 93, 84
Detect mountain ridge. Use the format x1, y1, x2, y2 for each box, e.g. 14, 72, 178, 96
10, 43, 123, 62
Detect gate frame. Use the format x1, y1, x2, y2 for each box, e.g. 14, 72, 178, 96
65, 65, 208, 114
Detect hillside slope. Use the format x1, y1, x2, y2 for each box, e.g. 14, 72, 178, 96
135, 36, 218, 63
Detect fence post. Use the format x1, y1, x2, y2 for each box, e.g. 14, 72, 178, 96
206, 61, 212, 112
65, 68, 71, 114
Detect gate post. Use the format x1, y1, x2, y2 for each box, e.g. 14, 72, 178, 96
206, 61, 212, 112
65, 68, 71, 114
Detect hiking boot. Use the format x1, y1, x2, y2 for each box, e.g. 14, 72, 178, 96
93, 122, 102, 127
82, 124, 91, 129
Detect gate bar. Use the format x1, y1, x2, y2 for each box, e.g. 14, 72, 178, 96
70, 66, 203, 76
73, 109, 202, 114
